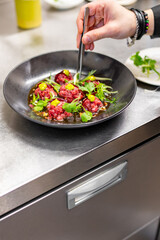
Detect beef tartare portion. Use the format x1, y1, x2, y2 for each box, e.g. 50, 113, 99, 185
35, 83, 57, 100
55, 70, 73, 85
82, 96, 103, 113
59, 83, 84, 103
47, 100, 72, 121
28, 69, 117, 123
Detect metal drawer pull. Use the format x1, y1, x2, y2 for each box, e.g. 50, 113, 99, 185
67, 161, 127, 209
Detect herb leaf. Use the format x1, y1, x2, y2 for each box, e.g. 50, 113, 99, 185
45, 77, 61, 93
80, 70, 97, 82
130, 51, 160, 78
31, 93, 40, 105
73, 73, 79, 85
78, 82, 95, 94
62, 100, 82, 113
95, 83, 117, 101
105, 97, 117, 104
32, 92, 55, 112
81, 111, 93, 122
33, 99, 48, 111
130, 51, 144, 66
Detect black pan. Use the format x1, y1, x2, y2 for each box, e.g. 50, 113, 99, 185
3, 50, 136, 128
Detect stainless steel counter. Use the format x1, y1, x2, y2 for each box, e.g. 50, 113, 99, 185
0, 0, 160, 216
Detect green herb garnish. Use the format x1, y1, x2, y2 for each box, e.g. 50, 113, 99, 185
95, 83, 117, 101
33, 99, 48, 112
80, 70, 97, 82
78, 82, 95, 94
81, 70, 111, 82
31, 92, 55, 112
62, 99, 82, 113
130, 51, 160, 78
81, 110, 93, 122
31, 93, 40, 105
45, 76, 61, 93
62, 99, 93, 122
105, 97, 117, 104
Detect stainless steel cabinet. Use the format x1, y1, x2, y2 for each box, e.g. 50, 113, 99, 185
0, 136, 160, 240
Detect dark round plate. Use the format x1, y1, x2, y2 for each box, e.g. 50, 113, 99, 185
3, 50, 136, 128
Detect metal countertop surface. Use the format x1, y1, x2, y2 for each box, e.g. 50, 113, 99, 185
0, 0, 160, 216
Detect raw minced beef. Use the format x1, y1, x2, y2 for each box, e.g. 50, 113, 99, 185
59, 83, 84, 103
47, 101, 72, 121
55, 71, 73, 85
35, 84, 57, 100
82, 96, 103, 113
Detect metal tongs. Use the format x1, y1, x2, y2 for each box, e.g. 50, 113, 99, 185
77, 7, 89, 80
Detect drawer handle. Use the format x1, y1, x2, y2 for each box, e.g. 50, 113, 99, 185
67, 161, 127, 209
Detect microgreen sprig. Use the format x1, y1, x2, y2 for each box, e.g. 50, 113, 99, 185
80, 70, 97, 82
78, 82, 95, 94
32, 92, 55, 112
62, 98, 93, 122
80, 70, 112, 82
105, 97, 117, 104
93, 76, 112, 81
31, 93, 40, 105
45, 76, 61, 93
95, 83, 118, 101
33, 99, 48, 112
130, 51, 160, 78
62, 98, 82, 113
80, 110, 93, 122
74, 69, 112, 86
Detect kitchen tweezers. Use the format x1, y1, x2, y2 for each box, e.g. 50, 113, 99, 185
77, 7, 89, 80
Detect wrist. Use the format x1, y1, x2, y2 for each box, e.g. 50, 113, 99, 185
127, 8, 150, 46
127, 10, 139, 46
129, 11, 137, 37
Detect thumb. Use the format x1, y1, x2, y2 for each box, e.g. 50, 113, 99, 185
82, 26, 108, 44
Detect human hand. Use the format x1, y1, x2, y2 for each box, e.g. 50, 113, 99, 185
76, 0, 137, 50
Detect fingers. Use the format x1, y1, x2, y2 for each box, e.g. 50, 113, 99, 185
76, 3, 94, 33
85, 42, 95, 51
82, 25, 107, 45
76, 15, 99, 48
94, 2, 104, 26
88, 16, 96, 29
89, 42, 94, 51
76, 8, 85, 35
76, 2, 99, 34
77, 32, 95, 50
76, 1, 106, 49
76, 0, 136, 49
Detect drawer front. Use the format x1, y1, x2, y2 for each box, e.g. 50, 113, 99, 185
0, 137, 160, 240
